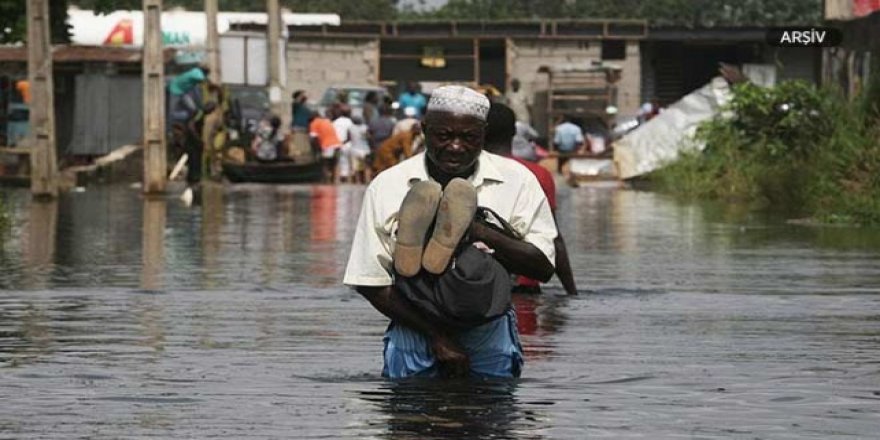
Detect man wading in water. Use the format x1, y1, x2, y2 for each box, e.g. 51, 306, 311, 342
344, 86, 558, 378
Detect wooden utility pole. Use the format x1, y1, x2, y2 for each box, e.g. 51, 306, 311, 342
143, 0, 166, 194
205, 0, 221, 84
26, 0, 59, 198
267, 0, 285, 117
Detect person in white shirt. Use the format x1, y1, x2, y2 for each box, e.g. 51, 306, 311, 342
504, 78, 532, 125
347, 116, 370, 184
344, 85, 557, 379
332, 104, 355, 183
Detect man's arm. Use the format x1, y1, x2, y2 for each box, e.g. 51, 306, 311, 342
470, 221, 554, 282
355, 285, 469, 376
356, 286, 441, 337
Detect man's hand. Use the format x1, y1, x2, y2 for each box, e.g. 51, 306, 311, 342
431, 334, 469, 378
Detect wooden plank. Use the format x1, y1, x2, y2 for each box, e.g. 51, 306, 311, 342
0, 147, 32, 155
551, 95, 610, 101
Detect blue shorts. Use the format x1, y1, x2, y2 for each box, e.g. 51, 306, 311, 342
382, 308, 524, 379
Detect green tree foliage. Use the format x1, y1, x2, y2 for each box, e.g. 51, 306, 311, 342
654, 80, 880, 225
0, 0, 822, 44
74, 0, 399, 18
0, 0, 71, 44
0, 0, 26, 44
283, 0, 399, 20
420, 0, 822, 26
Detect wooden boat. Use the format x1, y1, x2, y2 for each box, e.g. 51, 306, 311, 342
222, 159, 323, 184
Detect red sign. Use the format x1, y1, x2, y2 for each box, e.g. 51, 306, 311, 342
854, 0, 880, 17
103, 19, 134, 45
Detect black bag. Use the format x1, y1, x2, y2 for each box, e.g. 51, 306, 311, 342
394, 207, 520, 331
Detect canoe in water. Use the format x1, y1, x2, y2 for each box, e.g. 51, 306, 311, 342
222, 160, 323, 184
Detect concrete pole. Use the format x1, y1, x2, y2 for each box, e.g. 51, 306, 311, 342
267, 0, 285, 117
143, 0, 166, 194
26, 0, 59, 198
205, 0, 221, 84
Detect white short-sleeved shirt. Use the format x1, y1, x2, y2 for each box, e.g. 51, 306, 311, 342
343, 151, 557, 287
333, 116, 354, 145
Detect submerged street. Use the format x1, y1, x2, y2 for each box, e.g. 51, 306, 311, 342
1, 183, 879, 438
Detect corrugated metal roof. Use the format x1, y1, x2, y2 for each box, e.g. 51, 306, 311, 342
0, 45, 176, 63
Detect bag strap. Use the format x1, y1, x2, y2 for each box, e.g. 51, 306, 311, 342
475, 207, 523, 240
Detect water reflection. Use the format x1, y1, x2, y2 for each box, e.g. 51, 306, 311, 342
309, 185, 341, 287
141, 197, 166, 291
513, 293, 569, 361
23, 199, 57, 288
362, 379, 543, 439
201, 183, 225, 287
310, 185, 337, 243
133, 294, 167, 358
1, 184, 880, 438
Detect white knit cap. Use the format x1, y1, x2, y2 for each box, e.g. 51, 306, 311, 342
426, 85, 490, 121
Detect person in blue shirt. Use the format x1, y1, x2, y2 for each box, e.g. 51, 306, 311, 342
397, 81, 427, 118
168, 65, 213, 126
291, 90, 311, 129
169, 65, 208, 96
552, 114, 585, 175
553, 114, 585, 153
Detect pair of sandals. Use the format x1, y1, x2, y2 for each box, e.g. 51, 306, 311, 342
394, 178, 477, 277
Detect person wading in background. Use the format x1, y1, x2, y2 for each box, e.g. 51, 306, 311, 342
484, 103, 578, 295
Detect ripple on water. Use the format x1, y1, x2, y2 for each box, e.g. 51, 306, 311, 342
0, 184, 879, 438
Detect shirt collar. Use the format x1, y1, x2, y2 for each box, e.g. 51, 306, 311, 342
405, 152, 506, 188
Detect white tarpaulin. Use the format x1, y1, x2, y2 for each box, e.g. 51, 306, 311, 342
614, 77, 733, 180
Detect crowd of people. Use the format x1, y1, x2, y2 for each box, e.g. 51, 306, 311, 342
166, 66, 641, 189
289, 79, 571, 186
292, 83, 431, 185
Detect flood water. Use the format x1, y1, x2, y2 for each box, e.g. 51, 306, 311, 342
1, 183, 879, 439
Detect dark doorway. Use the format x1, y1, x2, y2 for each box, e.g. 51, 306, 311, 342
478, 39, 507, 92
379, 39, 476, 88
648, 41, 762, 105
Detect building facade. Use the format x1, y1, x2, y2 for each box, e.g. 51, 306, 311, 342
280, 20, 646, 135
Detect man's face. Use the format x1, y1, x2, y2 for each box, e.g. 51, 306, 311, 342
424, 112, 485, 175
